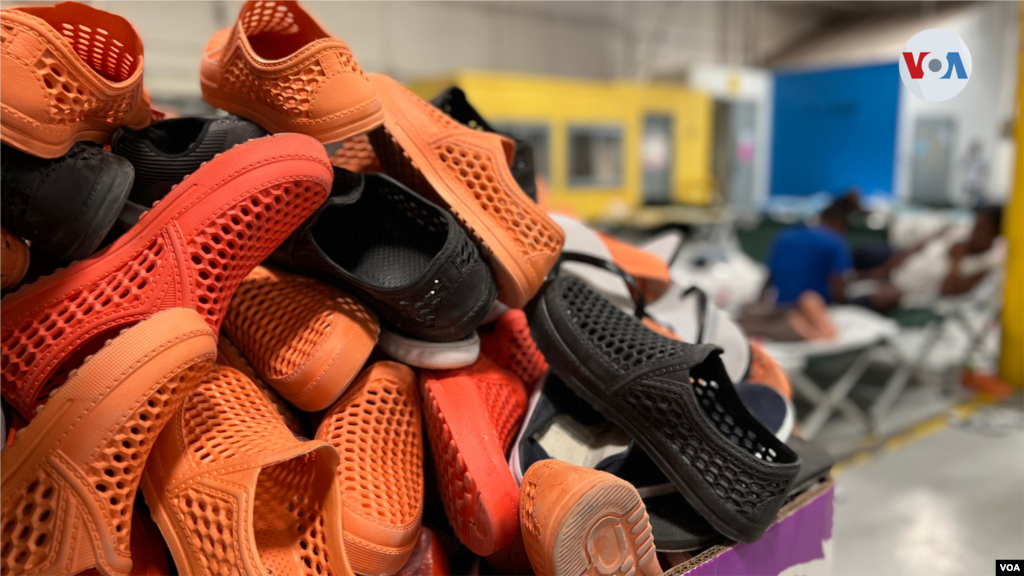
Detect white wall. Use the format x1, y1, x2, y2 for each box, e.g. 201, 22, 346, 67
894, 1, 1019, 206
689, 66, 774, 213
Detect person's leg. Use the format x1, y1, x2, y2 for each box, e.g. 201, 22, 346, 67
797, 291, 837, 339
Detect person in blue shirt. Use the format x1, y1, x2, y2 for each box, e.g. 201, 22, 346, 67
766, 195, 858, 305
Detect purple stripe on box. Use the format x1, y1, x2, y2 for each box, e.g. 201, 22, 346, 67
684, 486, 834, 576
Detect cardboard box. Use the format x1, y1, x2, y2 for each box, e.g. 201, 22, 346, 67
666, 478, 834, 576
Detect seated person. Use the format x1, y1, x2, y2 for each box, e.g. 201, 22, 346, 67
738, 195, 859, 341
888, 206, 1005, 308
765, 194, 859, 306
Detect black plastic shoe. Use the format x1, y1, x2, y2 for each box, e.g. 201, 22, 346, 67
110, 114, 268, 226
0, 142, 133, 264
271, 168, 497, 342
430, 86, 538, 201
620, 435, 833, 552
527, 276, 800, 543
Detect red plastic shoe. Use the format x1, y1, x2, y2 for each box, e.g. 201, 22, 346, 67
0, 133, 332, 419
480, 308, 548, 392
420, 356, 528, 556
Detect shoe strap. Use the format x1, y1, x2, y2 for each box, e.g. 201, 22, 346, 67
553, 252, 646, 319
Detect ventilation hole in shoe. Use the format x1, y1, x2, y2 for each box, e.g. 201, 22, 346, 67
52, 20, 138, 82
479, 309, 548, 388
181, 366, 302, 465
557, 278, 795, 515
186, 180, 328, 329
177, 488, 239, 574
240, 0, 298, 36
0, 469, 58, 574
223, 269, 376, 381
252, 453, 337, 576
2, 236, 168, 415
317, 372, 421, 526
435, 142, 560, 258
87, 358, 212, 554
215, 337, 310, 438
220, 47, 330, 118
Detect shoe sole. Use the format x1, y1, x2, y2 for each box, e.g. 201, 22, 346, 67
368, 95, 538, 309
535, 477, 662, 576
530, 294, 752, 543
422, 377, 520, 556
0, 112, 137, 159
0, 133, 331, 417
379, 330, 480, 370
0, 308, 216, 576
201, 79, 385, 145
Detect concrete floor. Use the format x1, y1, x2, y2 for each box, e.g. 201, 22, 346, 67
832, 406, 1024, 576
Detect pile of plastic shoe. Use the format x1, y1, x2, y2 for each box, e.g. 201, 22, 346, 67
1, 3, 835, 576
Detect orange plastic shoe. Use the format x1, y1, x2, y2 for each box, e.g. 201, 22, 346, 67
77, 505, 173, 576
223, 265, 379, 411
420, 356, 528, 556
141, 365, 355, 576
0, 133, 331, 420
0, 308, 216, 576
520, 460, 662, 576
747, 342, 792, 399
1, 227, 30, 291
0, 2, 154, 158
331, 133, 382, 172
315, 361, 424, 575
368, 74, 565, 309
201, 1, 383, 144
598, 233, 670, 303
215, 334, 309, 438
479, 308, 548, 392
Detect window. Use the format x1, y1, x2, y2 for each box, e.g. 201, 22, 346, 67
568, 126, 622, 188
492, 123, 550, 180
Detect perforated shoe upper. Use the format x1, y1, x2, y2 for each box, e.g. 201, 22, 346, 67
201, 1, 381, 142
144, 366, 356, 576
529, 276, 800, 542
0, 2, 153, 157
315, 362, 424, 575
367, 74, 565, 308
271, 169, 497, 342
0, 133, 331, 419
222, 265, 379, 411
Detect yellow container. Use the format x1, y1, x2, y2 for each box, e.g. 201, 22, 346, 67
409, 71, 714, 222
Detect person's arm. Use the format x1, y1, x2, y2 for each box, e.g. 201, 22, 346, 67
865, 225, 953, 280
941, 271, 987, 295
940, 242, 988, 295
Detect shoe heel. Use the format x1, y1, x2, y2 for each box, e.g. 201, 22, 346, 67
552, 481, 663, 576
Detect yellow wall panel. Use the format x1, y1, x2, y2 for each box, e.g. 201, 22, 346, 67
409, 70, 715, 222
1000, 5, 1024, 387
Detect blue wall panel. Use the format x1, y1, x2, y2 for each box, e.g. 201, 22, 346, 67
771, 63, 900, 197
